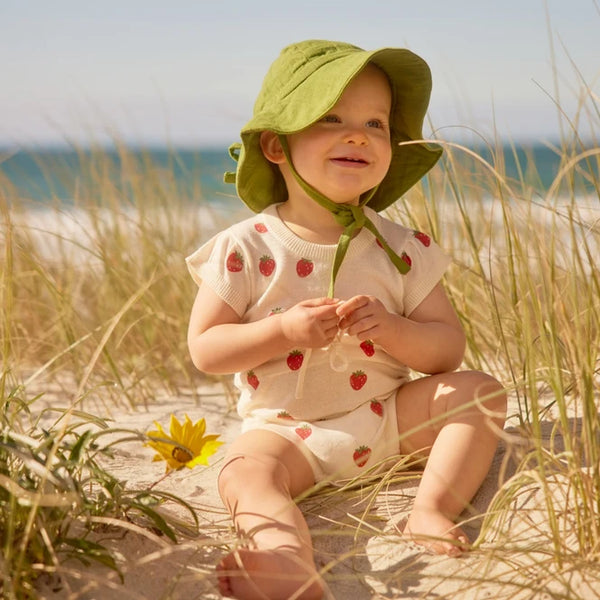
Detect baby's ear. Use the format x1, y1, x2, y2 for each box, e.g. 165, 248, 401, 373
260, 131, 286, 164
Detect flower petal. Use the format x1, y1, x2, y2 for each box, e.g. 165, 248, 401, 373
169, 414, 183, 440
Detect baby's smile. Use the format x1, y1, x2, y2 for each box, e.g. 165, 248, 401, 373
330, 155, 369, 166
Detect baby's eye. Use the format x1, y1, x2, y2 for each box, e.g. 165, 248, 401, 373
366, 119, 384, 129
320, 114, 340, 123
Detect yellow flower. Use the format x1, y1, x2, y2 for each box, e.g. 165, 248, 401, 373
145, 414, 223, 472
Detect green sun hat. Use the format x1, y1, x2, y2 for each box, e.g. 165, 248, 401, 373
224, 39, 443, 213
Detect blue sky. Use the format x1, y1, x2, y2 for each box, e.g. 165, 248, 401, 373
1, 0, 598, 148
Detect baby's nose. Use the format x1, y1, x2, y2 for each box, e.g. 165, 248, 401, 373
343, 128, 368, 145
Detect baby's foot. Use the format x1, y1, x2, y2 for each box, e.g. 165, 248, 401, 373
217, 547, 324, 600
401, 509, 470, 557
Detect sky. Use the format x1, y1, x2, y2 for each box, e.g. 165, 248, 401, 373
1, 0, 598, 148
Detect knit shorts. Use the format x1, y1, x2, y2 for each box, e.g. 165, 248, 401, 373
241, 392, 401, 484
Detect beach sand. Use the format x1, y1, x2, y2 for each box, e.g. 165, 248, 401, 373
33, 381, 598, 600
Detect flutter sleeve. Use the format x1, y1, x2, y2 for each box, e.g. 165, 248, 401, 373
400, 229, 452, 316
185, 231, 251, 318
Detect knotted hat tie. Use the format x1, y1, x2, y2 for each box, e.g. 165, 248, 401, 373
277, 136, 411, 297
226, 136, 412, 297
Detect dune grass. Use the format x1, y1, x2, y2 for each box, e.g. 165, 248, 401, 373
1, 95, 599, 598
393, 133, 600, 575
0, 146, 229, 598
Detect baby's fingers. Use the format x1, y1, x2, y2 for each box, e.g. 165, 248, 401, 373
301, 297, 341, 308
336, 295, 369, 318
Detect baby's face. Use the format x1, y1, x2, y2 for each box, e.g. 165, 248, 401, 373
285, 64, 393, 205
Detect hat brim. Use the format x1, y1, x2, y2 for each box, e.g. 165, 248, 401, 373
233, 43, 442, 213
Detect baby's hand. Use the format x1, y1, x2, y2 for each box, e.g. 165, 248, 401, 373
336, 295, 391, 341
280, 297, 342, 348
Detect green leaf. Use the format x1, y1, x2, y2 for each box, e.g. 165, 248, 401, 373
61, 537, 123, 582
131, 504, 177, 542
68, 430, 93, 463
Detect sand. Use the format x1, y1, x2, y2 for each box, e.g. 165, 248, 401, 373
33, 381, 599, 600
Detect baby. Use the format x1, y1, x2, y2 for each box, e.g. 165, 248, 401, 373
187, 39, 507, 600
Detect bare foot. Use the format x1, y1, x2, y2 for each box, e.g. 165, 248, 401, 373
217, 547, 324, 600
400, 510, 470, 557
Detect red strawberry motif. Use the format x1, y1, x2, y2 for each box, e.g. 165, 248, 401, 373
268, 307, 284, 316
360, 340, 375, 357
277, 410, 293, 420
255, 223, 268, 233
246, 370, 259, 390
296, 258, 314, 277
295, 424, 312, 440
259, 255, 275, 276
226, 251, 244, 272
370, 400, 383, 417
350, 370, 367, 390
401, 252, 412, 267
413, 231, 431, 247
287, 350, 304, 371
353, 445, 372, 467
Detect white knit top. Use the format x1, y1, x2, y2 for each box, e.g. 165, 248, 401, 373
186, 203, 451, 422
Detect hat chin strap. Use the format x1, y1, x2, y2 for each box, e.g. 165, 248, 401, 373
278, 135, 410, 298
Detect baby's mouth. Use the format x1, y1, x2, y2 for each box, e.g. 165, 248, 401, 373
332, 156, 368, 165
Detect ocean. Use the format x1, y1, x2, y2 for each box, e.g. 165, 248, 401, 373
0, 143, 596, 207
0, 146, 233, 207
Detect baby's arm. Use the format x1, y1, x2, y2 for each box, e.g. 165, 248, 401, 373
336, 283, 465, 375
187, 281, 341, 374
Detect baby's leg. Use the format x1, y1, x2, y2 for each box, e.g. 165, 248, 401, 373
216, 429, 324, 599
395, 370, 507, 556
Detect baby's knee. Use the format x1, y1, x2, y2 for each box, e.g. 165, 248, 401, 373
218, 453, 291, 502
466, 371, 507, 418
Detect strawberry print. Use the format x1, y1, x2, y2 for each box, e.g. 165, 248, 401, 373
413, 230, 431, 247
296, 258, 314, 278
350, 370, 367, 390
277, 410, 293, 420
353, 445, 372, 467
268, 307, 285, 316
360, 340, 375, 357
259, 254, 275, 276
226, 251, 244, 272
254, 223, 268, 233
246, 370, 259, 390
295, 424, 312, 440
370, 399, 383, 417
401, 252, 412, 267
287, 350, 304, 371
